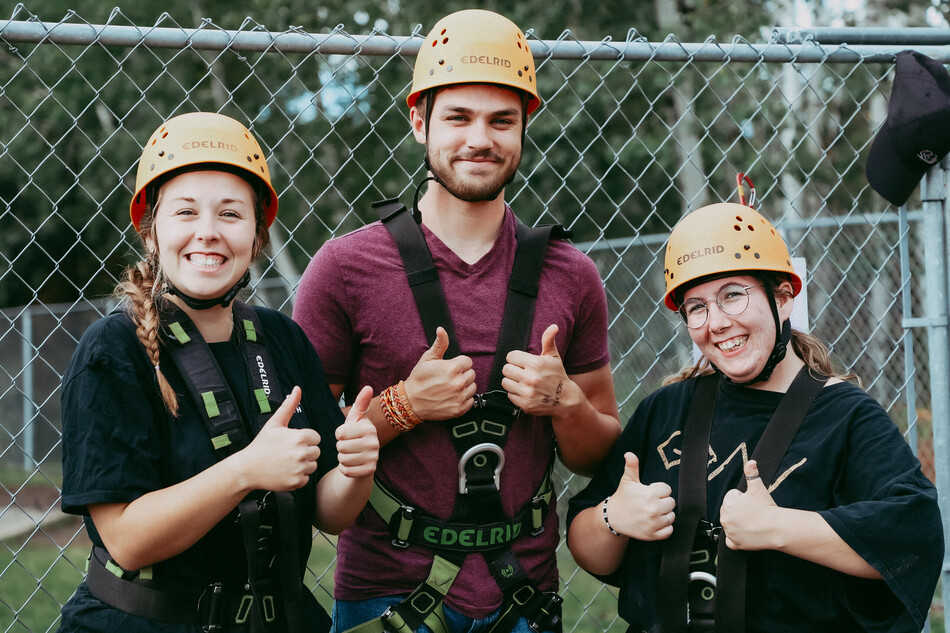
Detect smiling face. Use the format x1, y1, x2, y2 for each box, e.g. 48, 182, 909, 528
147, 170, 258, 302
412, 83, 524, 202
683, 274, 794, 384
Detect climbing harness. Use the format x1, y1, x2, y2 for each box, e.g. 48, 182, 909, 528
658, 366, 828, 633
346, 199, 569, 633
85, 300, 323, 632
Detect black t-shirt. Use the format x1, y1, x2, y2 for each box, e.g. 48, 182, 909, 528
567, 377, 943, 633
59, 305, 342, 632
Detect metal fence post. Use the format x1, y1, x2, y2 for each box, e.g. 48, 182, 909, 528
924, 157, 950, 617
20, 306, 35, 471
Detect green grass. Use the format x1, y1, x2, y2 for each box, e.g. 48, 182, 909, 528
0, 543, 87, 632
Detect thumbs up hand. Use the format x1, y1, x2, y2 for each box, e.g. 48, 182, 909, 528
404, 327, 477, 421
720, 460, 780, 551
502, 324, 574, 416
335, 386, 379, 479
240, 386, 322, 492
607, 452, 676, 541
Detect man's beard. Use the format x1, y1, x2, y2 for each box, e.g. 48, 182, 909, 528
426, 148, 521, 202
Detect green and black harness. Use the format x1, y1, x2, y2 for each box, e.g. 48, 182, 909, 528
349, 200, 568, 633
85, 299, 326, 633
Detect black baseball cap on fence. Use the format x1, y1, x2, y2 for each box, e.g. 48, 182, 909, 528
866, 50, 950, 206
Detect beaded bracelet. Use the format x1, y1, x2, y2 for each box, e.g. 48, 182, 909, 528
602, 496, 620, 536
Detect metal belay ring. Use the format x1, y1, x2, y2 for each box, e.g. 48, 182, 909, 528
457, 442, 505, 494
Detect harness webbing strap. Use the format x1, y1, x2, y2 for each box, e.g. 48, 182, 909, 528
714, 367, 827, 633
658, 367, 827, 633
658, 374, 719, 633
86, 547, 201, 625
372, 199, 461, 358
370, 469, 553, 552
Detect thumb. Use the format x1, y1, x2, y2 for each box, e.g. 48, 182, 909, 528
345, 385, 374, 425
422, 327, 449, 361
264, 386, 301, 428
622, 452, 642, 484
744, 459, 766, 492
540, 324, 559, 358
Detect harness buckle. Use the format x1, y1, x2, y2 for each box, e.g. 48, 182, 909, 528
529, 495, 546, 537
199, 582, 225, 632
457, 442, 506, 494
392, 505, 415, 549
527, 591, 563, 633
474, 390, 521, 423
380, 605, 407, 633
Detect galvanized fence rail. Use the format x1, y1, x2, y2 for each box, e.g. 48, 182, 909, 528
0, 6, 947, 632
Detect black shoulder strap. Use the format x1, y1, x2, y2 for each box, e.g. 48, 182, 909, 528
715, 367, 828, 632
658, 366, 828, 633
373, 198, 570, 393
373, 198, 461, 358
658, 373, 719, 633
161, 299, 290, 459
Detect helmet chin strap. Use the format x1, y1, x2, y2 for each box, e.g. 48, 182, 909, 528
167, 270, 250, 310
709, 285, 790, 385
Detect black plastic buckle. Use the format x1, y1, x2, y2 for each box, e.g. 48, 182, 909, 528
391, 505, 415, 549
199, 582, 225, 632
529, 496, 546, 536
528, 591, 563, 633
474, 390, 521, 423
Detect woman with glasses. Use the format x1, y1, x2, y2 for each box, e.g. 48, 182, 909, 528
566, 203, 942, 632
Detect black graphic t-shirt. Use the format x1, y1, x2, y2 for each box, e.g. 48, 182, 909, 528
567, 377, 942, 633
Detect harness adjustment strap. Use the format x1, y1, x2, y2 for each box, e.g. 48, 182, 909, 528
378, 555, 461, 633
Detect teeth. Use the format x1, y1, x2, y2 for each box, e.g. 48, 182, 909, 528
718, 336, 747, 352
188, 254, 225, 267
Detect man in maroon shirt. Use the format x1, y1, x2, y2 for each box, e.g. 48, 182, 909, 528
293, 9, 621, 633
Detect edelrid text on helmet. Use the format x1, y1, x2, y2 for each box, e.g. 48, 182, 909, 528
407, 9, 541, 114
663, 203, 801, 310
130, 112, 278, 231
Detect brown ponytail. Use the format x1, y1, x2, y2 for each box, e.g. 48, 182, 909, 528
117, 255, 179, 417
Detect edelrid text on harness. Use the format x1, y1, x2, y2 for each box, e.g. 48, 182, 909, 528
85, 300, 326, 633
657, 367, 827, 633
351, 200, 569, 633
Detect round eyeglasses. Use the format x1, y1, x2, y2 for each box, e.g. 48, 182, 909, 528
678, 284, 764, 329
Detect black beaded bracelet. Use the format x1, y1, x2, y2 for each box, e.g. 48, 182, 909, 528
602, 496, 620, 536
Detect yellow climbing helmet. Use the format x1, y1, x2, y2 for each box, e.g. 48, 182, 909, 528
407, 9, 541, 115
129, 112, 278, 231
663, 202, 802, 310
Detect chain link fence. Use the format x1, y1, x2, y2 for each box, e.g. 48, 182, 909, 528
1, 5, 948, 632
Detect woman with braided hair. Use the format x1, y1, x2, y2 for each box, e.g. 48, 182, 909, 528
58, 112, 379, 633
567, 203, 942, 632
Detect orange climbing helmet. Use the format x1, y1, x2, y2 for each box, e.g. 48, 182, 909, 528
407, 9, 541, 114
129, 112, 278, 231
663, 202, 801, 310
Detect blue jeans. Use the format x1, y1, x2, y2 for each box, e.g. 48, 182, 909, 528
331, 597, 543, 633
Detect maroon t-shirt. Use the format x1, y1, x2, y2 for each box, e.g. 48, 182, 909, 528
293, 208, 610, 616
